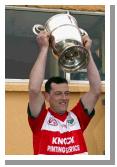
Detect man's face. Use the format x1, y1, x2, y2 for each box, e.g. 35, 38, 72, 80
46, 83, 70, 114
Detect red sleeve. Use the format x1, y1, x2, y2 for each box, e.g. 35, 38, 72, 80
27, 103, 47, 133
71, 99, 95, 131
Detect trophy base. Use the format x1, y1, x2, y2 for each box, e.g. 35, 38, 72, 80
52, 39, 89, 72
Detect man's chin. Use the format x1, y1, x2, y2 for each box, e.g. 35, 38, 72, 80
58, 109, 67, 115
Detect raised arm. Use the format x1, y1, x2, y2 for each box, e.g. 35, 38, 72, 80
81, 35, 101, 114
28, 31, 50, 117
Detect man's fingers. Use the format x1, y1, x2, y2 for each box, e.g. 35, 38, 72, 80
82, 35, 92, 50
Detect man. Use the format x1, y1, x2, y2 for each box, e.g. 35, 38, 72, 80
28, 31, 101, 155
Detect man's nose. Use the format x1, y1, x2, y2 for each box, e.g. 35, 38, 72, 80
61, 93, 67, 99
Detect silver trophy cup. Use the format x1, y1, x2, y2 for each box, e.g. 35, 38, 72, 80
32, 13, 89, 72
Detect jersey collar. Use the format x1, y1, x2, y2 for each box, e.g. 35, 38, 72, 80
48, 107, 68, 122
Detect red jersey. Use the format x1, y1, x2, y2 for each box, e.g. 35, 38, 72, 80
28, 100, 94, 155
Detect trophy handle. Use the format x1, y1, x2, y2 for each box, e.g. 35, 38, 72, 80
32, 24, 45, 35
79, 28, 88, 36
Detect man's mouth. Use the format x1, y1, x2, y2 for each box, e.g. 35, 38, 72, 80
59, 101, 67, 105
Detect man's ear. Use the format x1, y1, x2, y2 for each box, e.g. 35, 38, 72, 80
43, 92, 50, 102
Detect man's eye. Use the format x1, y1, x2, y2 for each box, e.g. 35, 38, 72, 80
55, 92, 62, 95
65, 92, 70, 96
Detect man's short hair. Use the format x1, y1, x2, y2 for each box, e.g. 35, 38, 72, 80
45, 76, 68, 93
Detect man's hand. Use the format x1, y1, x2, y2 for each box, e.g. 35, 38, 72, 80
82, 35, 92, 51
36, 31, 50, 49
